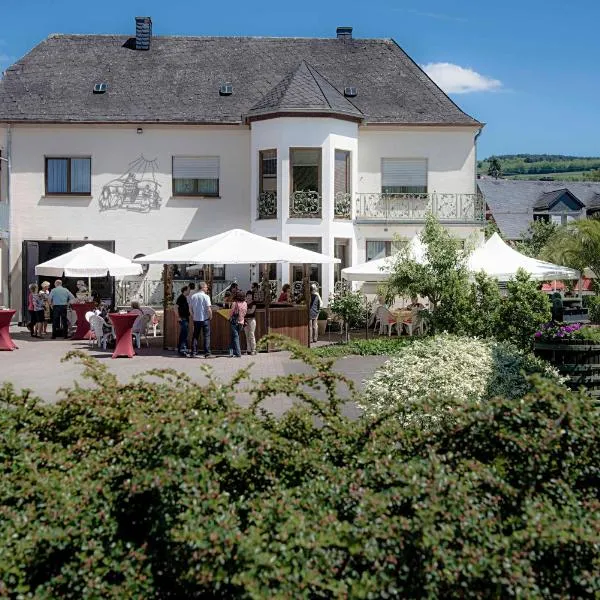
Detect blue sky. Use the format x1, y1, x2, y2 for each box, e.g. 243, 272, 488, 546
1, 0, 599, 158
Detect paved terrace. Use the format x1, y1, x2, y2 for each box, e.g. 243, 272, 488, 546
1, 327, 388, 417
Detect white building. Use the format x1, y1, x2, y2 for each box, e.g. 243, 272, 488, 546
0, 19, 484, 318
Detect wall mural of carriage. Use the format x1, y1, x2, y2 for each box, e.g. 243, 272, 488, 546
98, 155, 162, 212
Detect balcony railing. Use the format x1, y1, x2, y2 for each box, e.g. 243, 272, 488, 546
334, 192, 352, 220
355, 192, 485, 223
257, 191, 277, 220
0, 202, 8, 239
289, 190, 321, 218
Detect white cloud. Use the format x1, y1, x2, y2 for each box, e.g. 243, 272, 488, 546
422, 62, 502, 94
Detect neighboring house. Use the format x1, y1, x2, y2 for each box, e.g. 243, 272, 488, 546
0, 17, 484, 315
479, 179, 600, 240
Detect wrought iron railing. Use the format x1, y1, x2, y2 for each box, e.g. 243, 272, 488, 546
257, 191, 277, 220
333, 192, 352, 219
289, 190, 321, 218
355, 192, 485, 223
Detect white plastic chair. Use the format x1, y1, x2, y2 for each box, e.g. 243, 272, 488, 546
132, 313, 151, 348
89, 315, 110, 350
378, 306, 399, 336
402, 309, 424, 336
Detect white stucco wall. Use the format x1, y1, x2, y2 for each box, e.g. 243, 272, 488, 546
8, 123, 251, 314
357, 126, 478, 194
4, 120, 480, 313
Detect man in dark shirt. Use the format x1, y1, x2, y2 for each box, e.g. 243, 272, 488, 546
176, 286, 191, 356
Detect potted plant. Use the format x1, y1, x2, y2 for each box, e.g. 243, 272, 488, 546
317, 308, 329, 337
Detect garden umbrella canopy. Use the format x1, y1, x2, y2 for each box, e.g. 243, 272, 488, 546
35, 244, 142, 278
341, 236, 426, 282
136, 229, 340, 265
468, 233, 580, 282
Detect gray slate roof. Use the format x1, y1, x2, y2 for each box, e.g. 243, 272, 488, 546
533, 188, 584, 211
478, 179, 600, 239
0, 34, 480, 125
247, 61, 362, 119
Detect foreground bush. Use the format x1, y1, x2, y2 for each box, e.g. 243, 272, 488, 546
359, 333, 562, 426
312, 336, 415, 358
0, 340, 598, 599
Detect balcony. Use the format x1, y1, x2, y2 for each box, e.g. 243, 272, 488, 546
355, 192, 485, 224
0, 202, 8, 239
257, 192, 277, 220
289, 190, 321, 219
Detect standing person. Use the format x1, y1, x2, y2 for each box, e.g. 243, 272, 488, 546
176, 286, 190, 356
40, 281, 51, 336
229, 291, 247, 358
49, 279, 75, 339
32, 285, 46, 338
309, 283, 322, 344
278, 283, 292, 303
244, 290, 257, 355
189, 281, 214, 358
27, 283, 37, 336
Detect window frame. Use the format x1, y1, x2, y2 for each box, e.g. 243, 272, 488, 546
381, 158, 428, 194
172, 156, 220, 198
289, 147, 322, 195
44, 156, 92, 196
365, 239, 407, 262
334, 149, 351, 195
259, 149, 277, 194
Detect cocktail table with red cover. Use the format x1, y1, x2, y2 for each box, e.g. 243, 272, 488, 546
71, 303, 96, 340
108, 313, 138, 358
0, 309, 17, 351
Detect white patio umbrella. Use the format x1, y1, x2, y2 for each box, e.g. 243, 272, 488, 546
468, 233, 580, 282
136, 229, 340, 265
35, 243, 142, 293
341, 236, 426, 282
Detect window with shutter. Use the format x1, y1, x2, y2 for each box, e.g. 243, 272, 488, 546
381, 158, 427, 194
259, 150, 277, 193
334, 150, 350, 195
172, 157, 220, 196
290, 149, 321, 193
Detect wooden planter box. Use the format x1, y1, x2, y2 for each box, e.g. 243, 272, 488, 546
534, 340, 600, 397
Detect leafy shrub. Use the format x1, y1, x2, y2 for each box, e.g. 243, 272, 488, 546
360, 333, 562, 427
328, 289, 367, 339
0, 341, 598, 599
465, 271, 503, 338
498, 269, 551, 350
584, 294, 600, 324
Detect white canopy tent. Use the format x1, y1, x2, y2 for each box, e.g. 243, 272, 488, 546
468, 233, 580, 282
136, 229, 340, 266
341, 232, 578, 283
35, 243, 142, 292
341, 236, 426, 282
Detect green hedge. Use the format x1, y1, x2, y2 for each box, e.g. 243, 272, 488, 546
0, 341, 599, 598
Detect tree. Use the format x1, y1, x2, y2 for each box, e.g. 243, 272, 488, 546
386, 214, 471, 333
540, 217, 600, 280
487, 157, 502, 179
484, 219, 502, 240
514, 219, 558, 258
329, 289, 366, 342
498, 269, 551, 350
466, 271, 503, 338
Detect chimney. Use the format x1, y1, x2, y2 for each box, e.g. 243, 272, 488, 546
336, 26, 353, 40
135, 16, 152, 50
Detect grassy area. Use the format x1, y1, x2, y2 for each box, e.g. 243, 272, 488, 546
312, 336, 416, 358
506, 171, 592, 180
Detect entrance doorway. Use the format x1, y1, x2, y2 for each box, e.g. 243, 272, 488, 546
289, 237, 322, 301
22, 240, 116, 319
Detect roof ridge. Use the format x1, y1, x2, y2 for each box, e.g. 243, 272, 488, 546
303, 62, 333, 110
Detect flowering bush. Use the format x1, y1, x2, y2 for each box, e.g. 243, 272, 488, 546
534, 321, 583, 341
360, 333, 562, 427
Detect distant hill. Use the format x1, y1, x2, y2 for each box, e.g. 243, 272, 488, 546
478, 154, 600, 181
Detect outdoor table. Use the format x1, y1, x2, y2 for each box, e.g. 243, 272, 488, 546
71, 303, 96, 340
0, 309, 18, 351
108, 312, 138, 358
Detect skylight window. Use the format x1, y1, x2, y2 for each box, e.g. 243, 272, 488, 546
219, 83, 233, 96
93, 83, 108, 94
344, 86, 357, 98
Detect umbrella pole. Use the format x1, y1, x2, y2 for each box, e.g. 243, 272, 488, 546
88, 276, 92, 299
262, 263, 270, 353
162, 264, 172, 350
